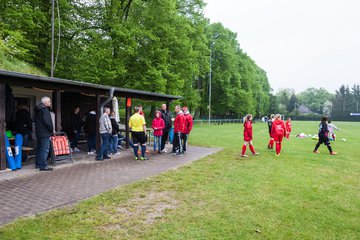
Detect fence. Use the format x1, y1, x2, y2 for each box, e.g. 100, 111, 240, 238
193, 119, 244, 125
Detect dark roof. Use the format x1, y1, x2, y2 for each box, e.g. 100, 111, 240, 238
0, 70, 182, 101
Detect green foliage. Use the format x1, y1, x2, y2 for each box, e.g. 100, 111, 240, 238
332, 84, 360, 121
297, 87, 333, 114
0, 0, 271, 118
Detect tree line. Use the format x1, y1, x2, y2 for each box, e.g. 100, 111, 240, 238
0, 0, 271, 118
271, 85, 360, 121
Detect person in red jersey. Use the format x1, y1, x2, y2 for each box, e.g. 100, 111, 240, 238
182, 106, 193, 153
241, 114, 259, 158
152, 111, 165, 154
285, 117, 292, 139
267, 114, 275, 149
271, 114, 287, 157
171, 105, 186, 156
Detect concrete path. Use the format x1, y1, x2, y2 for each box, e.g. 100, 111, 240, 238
0, 146, 220, 226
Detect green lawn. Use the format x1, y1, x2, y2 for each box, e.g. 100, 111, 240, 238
1, 121, 360, 239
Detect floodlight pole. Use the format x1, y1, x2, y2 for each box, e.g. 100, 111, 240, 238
209, 47, 212, 126
51, 0, 55, 77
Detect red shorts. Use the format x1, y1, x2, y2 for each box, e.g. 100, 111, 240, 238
273, 134, 284, 142
244, 136, 252, 142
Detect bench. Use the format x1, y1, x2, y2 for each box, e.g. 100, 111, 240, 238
10, 146, 35, 165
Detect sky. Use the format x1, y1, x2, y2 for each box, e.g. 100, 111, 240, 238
204, 0, 360, 93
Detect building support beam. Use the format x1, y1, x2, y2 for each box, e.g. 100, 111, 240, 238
125, 98, 131, 148
54, 90, 62, 132
0, 84, 6, 170
96, 94, 101, 152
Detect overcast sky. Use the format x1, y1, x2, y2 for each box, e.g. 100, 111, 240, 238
204, 0, 360, 93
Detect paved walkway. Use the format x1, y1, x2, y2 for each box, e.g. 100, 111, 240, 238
0, 146, 220, 226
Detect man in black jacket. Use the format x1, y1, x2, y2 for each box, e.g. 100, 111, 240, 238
160, 103, 171, 152
109, 111, 120, 155
70, 107, 82, 152
34, 96, 54, 171
15, 105, 33, 162
84, 111, 97, 154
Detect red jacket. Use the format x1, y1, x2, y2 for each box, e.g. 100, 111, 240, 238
285, 120, 292, 132
183, 112, 193, 134
152, 116, 165, 136
271, 119, 286, 137
174, 111, 186, 133
243, 120, 253, 140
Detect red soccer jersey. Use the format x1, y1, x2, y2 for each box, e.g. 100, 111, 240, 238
183, 113, 194, 134
285, 120, 292, 132
271, 119, 286, 137
174, 112, 186, 133
243, 120, 253, 141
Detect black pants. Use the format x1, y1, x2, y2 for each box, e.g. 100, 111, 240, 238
172, 132, 183, 153
182, 134, 188, 152
161, 130, 170, 150
314, 134, 333, 152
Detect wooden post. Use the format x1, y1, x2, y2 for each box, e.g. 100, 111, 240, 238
166, 101, 171, 112
54, 90, 62, 132
125, 98, 132, 148
96, 94, 101, 151
0, 84, 6, 170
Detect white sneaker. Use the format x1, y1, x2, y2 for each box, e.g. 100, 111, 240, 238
74, 147, 81, 152
87, 151, 94, 155
162, 149, 167, 153
114, 152, 121, 155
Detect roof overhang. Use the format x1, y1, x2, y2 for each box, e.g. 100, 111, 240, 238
0, 70, 182, 102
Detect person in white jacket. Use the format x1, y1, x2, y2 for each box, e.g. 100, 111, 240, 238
328, 120, 340, 141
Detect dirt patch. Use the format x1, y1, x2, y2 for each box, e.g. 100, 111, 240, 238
99, 191, 178, 233
117, 191, 178, 224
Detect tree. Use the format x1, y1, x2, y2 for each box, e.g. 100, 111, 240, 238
287, 94, 297, 113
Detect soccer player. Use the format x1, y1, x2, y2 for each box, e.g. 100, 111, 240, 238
313, 117, 337, 155
328, 120, 340, 141
285, 117, 292, 139
241, 114, 259, 158
267, 114, 275, 149
271, 114, 286, 157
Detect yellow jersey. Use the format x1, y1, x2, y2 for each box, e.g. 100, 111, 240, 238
129, 113, 146, 132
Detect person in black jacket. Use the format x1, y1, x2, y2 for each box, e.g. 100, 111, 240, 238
109, 111, 120, 155
160, 104, 171, 152
15, 105, 33, 162
34, 96, 54, 171
84, 111, 97, 155
70, 107, 82, 152
313, 116, 337, 155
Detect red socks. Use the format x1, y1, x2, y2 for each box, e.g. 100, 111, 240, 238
268, 139, 274, 148
249, 145, 256, 154
242, 145, 246, 155
276, 142, 282, 155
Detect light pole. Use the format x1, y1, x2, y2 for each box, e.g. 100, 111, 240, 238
209, 47, 212, 126
51, 0, 55, 77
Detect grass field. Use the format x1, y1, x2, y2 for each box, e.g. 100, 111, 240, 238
1, 121, 359, 239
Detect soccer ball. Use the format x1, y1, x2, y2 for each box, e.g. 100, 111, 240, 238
342, 138, 346, 142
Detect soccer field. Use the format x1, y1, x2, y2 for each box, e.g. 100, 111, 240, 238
0, 121, 359, 239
